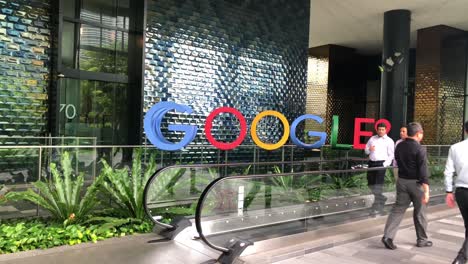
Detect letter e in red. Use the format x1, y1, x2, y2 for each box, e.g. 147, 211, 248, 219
353, 118, 374, 149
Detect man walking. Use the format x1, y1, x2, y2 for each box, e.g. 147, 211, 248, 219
445, 121, 468, 264
382, 122, 432, 250
365, 123, 394, 214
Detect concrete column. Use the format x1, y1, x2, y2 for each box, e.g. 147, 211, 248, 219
380, 10, 410, 140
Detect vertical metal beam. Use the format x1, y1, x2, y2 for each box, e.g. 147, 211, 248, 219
49, 0, 62, 137
127, 0, 147, 145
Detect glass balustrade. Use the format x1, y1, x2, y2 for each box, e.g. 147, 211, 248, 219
0, 143, 450, 225
194, 165, 447, 254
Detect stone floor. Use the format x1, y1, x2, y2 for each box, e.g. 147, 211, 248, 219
0, 207, 463, 264
275, 215, 466, 264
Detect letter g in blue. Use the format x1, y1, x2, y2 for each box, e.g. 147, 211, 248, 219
144, 102, 197, 151
290, 114, 327, 149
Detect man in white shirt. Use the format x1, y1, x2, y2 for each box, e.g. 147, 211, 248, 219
445, 121, 468, 264
365, 123, 395, 214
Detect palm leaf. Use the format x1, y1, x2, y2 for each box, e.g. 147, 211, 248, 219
131, 149, 142, 211
62, 152, 73, 208
49, 163, 66, 207
6, 189, 60, 219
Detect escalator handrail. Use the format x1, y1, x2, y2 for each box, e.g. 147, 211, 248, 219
194, 166, 394, 253
143, 158, 368, 230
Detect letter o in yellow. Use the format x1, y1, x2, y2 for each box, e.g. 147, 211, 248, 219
251, 110, 290, 150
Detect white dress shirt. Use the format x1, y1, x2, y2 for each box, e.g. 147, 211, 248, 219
365, 134, 395, 167
444, 139, 468, 192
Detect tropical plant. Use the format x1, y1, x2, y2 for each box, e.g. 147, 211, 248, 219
269, 166, 324, 203
5, 152, 103, 224
383, 169, 397, 191
99, 149, 157, 219
145, 167, 187, 202
320, 172, 368, 198
428, 162, 445, 184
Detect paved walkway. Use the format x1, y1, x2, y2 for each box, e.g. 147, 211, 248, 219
0, 207, 463, 264
276, 214, 465, 264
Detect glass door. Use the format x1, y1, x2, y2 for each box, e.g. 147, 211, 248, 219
58, 78, 128, 144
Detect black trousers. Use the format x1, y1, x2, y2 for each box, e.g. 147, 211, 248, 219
456, 188, 468, 258
367, 160, 386, 211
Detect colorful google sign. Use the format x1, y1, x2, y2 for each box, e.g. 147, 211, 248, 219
144, 102, 391, 151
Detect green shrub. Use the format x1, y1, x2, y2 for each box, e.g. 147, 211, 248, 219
0, 218, 152, 254
5, 152, 103, 224
99, 149, 157, 219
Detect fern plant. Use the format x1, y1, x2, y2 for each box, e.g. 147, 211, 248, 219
5, 152, 103, 224
270, 166, 323, 203
99, 149, 157, 220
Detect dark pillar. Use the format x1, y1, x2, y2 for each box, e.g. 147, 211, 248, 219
380, 10, 410, 140
127, 0, 147, 145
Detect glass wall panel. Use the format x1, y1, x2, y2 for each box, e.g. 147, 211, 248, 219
61, 22, 76, 68
79, 25, 116, 73
117, 0, 130, 30
58, 78, 128, 144
57, 0, 137, 144
115, 31, 128, 74
81, 0, 117, 27
63, 0, 76, 18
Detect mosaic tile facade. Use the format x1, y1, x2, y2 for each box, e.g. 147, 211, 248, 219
144, 0, 309, 158
0, 0, 50, 138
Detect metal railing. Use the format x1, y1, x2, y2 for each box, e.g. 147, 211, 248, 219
0, 136, 97, 146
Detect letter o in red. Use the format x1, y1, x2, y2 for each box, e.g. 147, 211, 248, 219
374, 119, 392, 133
205, 107, 247, 150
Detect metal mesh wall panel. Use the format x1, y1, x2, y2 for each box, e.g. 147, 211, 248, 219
439, 37, 466, 144
325, 93, 357, 143
144, 0, 309, 161
415, 26, 466, 144
305, 57, 328, 140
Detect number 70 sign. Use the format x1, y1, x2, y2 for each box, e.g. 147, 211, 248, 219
60, 104, 77, 119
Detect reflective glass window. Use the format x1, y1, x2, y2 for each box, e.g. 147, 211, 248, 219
81, 0, 117, 27
59, 78, 128, 144
61, 22, 76, 68
79, 24, 116, 73
63, 0, 76, 18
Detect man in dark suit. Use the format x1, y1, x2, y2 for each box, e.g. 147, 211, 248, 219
381, 122, 432, 250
